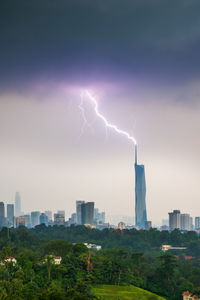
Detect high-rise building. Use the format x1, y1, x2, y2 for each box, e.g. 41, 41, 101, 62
57, 210, 65, 220
14, 216, 28, 228
54, 213, 65, 226
0, 202, 5, 227
31, 211, 40, 228
180, 214, 190, 231
76, 200, 85, 225
190, 217, 194, 231
94, 208, 99, 220
7, 204, 14, 226
45, 211, 52, 221
81, 202, 94, 225
168, 210, 181, 231
40, 213, 48, 226
195, 217, 200, 230
15, 192, 21, 217
145, 221, 152, 230
23, 214, 31, 228
135, 145, 147, 229
71, 213, 77, 224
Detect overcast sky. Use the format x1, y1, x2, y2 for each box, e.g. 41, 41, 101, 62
0, 0, 200, 224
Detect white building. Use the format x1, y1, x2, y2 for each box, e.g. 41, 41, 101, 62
180, 214, 190, 231
168, 210, 181, 230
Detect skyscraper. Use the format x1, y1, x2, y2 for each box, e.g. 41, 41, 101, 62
195, 217, 200, 230
180, 213, 190, 231
7, 204, 14, 226
135, 145, 147, 229
54, 213, 65, 226
45, 211, 52, 221
0, 202, 5, 227
168, 210, 181, 231
76, 200, 85, 225
15, 192, 21, 217
81, 202, 94, 226
14, 216, 28, 228
31, 211, 40, 228
57, 210, 65, 220
40, 213, 48, 226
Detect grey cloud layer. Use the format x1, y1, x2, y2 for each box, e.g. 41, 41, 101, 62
1, 0, 200, 89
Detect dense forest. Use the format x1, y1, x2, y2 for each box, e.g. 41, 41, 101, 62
0, 225, 200, 299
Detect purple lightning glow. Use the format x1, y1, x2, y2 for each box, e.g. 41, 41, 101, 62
79, 90, 137, 145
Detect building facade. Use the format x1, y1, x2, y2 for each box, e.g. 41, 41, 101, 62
7, 204, 14, 226
180, 214, 190, 231
15, 192, 21, 217
135, 145, 147, 229
81, 202, 94, 225
76, 200, 85, 225
169, 210, 181, 231
54, 213, 65, 226
44, 211, 52, 221
31, 211, 40, 228
0, 202, 5, 227
195, 217, 200, 230
40, 213, 48, 226
14, 216, 28, 228
145, 221, 152, 230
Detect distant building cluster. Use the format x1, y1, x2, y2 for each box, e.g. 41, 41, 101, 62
0, 193, 108, 230
0, 192, 200, 235
158, 210, 200, 233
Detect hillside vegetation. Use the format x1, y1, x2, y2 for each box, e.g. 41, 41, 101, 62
92, 285, 165, 300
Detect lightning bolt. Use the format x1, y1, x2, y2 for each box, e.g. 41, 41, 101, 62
79, 90, 137, 145
78, 91, 96, 138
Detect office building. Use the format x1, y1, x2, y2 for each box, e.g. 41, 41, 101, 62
189, 217, 194, 230
168, 210, 181, 231
81, 202, 94, 225
14, 216, 28, 228
15, 192, 21, 217
31, 211, 40, 228
99, 212, 105, 223
145, 221, 152, 230
24, 214, 31, 228
180, 214, 190, 231
57, 210, 65, 220
54, 213, 65, 226
7, 204, 14, 226
135, 145, 147, 229
45, 211, 52, 221
76, 200, 85, 225
71, 213, 77, 224
40, 213, 48, 226
0, 202, 5, 227
195, 217, 200, 230
94, 208, 99, 220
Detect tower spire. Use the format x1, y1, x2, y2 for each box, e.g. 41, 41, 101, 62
135, 144, 137, 165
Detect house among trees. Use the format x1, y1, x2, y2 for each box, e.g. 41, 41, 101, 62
183, 291, 200, 300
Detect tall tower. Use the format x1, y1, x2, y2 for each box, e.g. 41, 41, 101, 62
81, 202, 94, 226
135, 145, 147, 229
15, 192, 21, 217
76, 200, 85, 225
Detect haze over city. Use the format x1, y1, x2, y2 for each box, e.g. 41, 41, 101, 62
0, 1, 200, 224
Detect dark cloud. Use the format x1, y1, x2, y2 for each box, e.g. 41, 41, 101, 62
0, 0, 200, 89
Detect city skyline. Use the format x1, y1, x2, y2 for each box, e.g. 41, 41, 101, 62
0, 1, 200, 223
0, 193, 199, 229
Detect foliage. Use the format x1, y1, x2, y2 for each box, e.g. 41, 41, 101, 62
92, 285, 165, 300
0, 225, 199, 299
